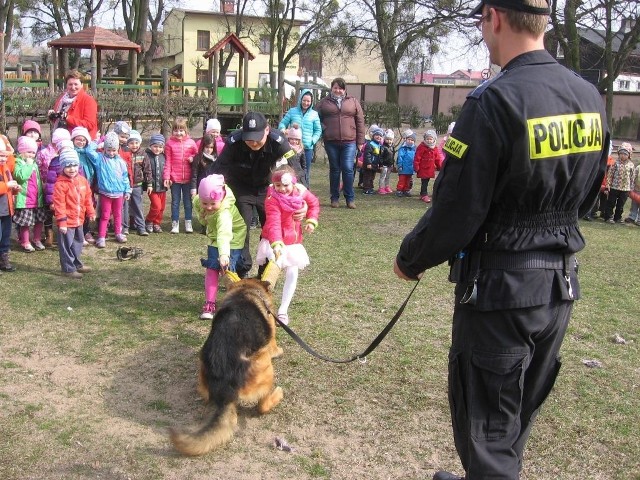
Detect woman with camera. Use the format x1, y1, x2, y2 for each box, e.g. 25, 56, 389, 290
48, 70, 98, 141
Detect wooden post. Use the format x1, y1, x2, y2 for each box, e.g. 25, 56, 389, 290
32, 62, 40, 79
161, 68, 169, 137
162, 68, 169, 95
90, 48, 97, 96
50, 47, 57, 92
48, 64, 55, 95
212, 51, 219, 115
97, 49, 103, 84
243, 51, 249, 114
131, 50, 138, 86
16, 64, 22, 79
61, 49, 69, 75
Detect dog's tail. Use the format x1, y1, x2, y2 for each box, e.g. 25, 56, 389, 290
169, 402, 238, 456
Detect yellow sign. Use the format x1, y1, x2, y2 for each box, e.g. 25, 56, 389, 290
528, 113, 603, 159
443, 136, 469, 159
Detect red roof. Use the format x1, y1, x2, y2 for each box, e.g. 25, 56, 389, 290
47, 26, 142, 52
202, 32, 255, 60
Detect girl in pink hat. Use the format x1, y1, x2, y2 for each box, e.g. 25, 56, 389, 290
12, 136, 46, 251
192, 174, 247, 319
256, 165, 320, 325
22, 120, 43, 152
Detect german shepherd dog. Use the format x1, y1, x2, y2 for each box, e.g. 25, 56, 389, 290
170, 278, 284, 456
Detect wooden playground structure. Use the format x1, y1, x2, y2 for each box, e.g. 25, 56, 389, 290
0, 28, 328, 133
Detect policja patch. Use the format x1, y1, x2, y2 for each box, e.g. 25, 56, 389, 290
527, 112, 604, 160
443, 136, 469, 159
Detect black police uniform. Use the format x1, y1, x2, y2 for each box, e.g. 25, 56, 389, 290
212, 129, 299, 275
396, 50, 609, 479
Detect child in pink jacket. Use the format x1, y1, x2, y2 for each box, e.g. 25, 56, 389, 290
414, 129, 444, 203
163, 117, 198, 233
256, 165, 320, 325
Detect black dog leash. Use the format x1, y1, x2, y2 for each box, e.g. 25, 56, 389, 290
274, 279, 421, 363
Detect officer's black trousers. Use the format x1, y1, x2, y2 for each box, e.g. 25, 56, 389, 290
447, 297, 573, 480
234, 190, 267, 276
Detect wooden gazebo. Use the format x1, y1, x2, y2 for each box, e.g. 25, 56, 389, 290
203, 32, 255, 114
47, 26, 142, 93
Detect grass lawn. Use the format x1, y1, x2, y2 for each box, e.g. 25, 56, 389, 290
0, 161, 638, 479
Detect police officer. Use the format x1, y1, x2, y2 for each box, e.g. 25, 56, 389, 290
394, 0, 609, 478
213, 111, 304, 278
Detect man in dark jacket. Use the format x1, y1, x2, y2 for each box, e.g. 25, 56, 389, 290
394, 0, 609, 479
213, 111, 304, 277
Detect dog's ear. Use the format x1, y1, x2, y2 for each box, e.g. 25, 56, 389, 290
261, 279, 274, 292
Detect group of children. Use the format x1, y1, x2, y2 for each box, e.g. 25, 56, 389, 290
584, 142, 640, 225
356, 122, 452, 203
0, 117, 321, 326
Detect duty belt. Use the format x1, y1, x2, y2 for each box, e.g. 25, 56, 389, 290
479, 251, 575, 270
456, 251, 577, 305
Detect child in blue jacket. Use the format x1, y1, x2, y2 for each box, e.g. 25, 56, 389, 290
396, 130, 417, 197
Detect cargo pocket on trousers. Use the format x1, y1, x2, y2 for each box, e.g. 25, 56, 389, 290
470, 350, 527, 441
448, 350, 467, 439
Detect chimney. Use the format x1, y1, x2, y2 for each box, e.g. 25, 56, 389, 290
220, 0, 235, 13
620, 17, 635, 33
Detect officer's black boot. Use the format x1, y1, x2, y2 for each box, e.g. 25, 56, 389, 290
433, 471, 465, 480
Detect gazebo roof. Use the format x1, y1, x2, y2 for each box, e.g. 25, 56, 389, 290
202, 32, 255, 60
47, 26, 142, 52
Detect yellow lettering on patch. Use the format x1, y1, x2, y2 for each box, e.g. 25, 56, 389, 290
527, 113, 603, 160
282, 149, 295, 159
443, 136, 468, 159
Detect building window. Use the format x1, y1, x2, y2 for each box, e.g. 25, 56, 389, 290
225, 72, 237, 87
258, 73, 270, 88
618, 79, 630, 90
197, 30, 210, 51
196, 69, 209, 84
259, 35, 271, 54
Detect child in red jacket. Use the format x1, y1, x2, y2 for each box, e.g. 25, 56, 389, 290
256, 165, 320, 325
414, 130, 444, 203
53, 149, 96, 279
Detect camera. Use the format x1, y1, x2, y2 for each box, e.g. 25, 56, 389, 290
48, 111, 62, 121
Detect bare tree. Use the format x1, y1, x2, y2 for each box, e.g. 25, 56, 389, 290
336, 0, 472, 103
548, 0, 640, 122
214, 0, 259, 87
120, 0, 150, 78
261, 0, 343, 107
0, 0, 16, 51
143, 0, 166, 76
16, 0, 105, 68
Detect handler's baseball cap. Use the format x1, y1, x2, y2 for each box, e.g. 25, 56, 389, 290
469, 0, 550, 17
242, 111, 268, 141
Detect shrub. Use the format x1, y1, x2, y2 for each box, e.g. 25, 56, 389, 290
361, 102, 423, 128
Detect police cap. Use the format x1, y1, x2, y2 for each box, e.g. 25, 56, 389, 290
469, 0, 550, 17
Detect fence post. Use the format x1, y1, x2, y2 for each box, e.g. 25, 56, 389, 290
32, 62, 40, 79
162, 68, 169, 95
161, 68, 169, 137
16, 64, 22, 79
49, 64, 55, 95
